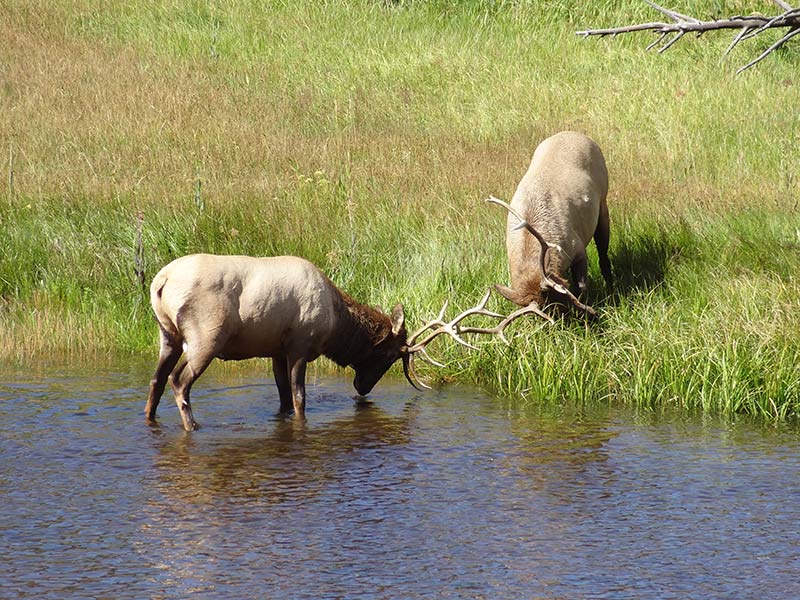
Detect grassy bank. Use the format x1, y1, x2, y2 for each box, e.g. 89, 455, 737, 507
1, 1, 799, 419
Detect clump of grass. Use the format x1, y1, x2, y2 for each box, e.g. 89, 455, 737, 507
2, 0, 799, 420
422, 211, 800, 420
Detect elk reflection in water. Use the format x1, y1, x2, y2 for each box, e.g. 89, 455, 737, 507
147, 399, 419, 507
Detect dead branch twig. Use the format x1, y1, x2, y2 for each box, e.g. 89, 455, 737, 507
576, 1, 800, 72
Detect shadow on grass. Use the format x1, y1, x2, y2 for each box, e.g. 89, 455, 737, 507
587, 218, 694, 309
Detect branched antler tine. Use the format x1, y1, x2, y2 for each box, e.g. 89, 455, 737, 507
459, 302, 554, 345
407, 299, 449, 346
408, 325, 475, 353
454, 287, 492, 316
544, 276, 598, 317
486, 195, 559, 292
453, 288, 506, 323
406, 305, 483, 354
485, 194, 517, 216
405, 353, 432, 390
434, 299, 449, 321
446, 329, 478, 350
476, 287, 494, 311
457, 324, 511, 346
512, 302, 555, 323
407, 325, 437, 348
489, 196, 544, 257
486, 196, 551, 250
737, 26, 800, 73
487, 195, 598, 318
406, 287, 517, 357
418, 347, 446, 368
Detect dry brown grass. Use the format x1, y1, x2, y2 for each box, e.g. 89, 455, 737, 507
6, 0, 795, 224
1, 1, 525, 215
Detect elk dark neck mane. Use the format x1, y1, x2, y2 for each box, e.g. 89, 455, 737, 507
323, 292, 391, 368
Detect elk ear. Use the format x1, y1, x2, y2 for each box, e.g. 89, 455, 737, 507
390, 303, 405, 335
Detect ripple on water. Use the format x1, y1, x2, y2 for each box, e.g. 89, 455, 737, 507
1, 366, 800, 599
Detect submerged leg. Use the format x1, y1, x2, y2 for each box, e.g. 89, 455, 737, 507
169, 349, 215, 431
145, 328, 183, 422
288, 355, 309, 417
272, 355, 293, 413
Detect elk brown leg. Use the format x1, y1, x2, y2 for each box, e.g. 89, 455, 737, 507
169, 348, 215, 431
288, 355, 308, 416
594, 203, 613, 289
271, 355, 293, 413
145, 328, 183, 422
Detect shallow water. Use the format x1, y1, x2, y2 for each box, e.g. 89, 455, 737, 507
1, 362, 800, 599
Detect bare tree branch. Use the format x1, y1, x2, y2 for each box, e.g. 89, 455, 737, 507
577, 2, 800, 72
722, 26, 754, 60
737, 25, 800, 72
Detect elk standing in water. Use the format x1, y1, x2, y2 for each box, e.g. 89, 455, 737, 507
491, 131, 612, 315
146, 254, 419, 430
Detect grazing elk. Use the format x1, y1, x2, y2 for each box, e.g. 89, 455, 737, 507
145, 254, 423, 430
491, 131, 612, 316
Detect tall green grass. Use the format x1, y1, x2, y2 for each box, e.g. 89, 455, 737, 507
1, 0, 799, 419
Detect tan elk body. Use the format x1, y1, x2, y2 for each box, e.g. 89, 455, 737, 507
495, 131, 612, 308
145, 254, 411, 430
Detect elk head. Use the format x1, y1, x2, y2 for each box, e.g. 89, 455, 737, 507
351, 303, 417, 396
486, 196, 598, 319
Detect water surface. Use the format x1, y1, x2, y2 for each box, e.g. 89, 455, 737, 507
1, 363, 799, 599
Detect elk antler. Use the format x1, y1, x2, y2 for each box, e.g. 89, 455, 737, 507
576, 1, 800, 73
403, 287, 553, 389
485, 196, 597, 318
404, 289, 500, 389
406, 289, 503, 353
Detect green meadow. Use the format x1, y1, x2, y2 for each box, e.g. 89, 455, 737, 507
1, 1, 799, 419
